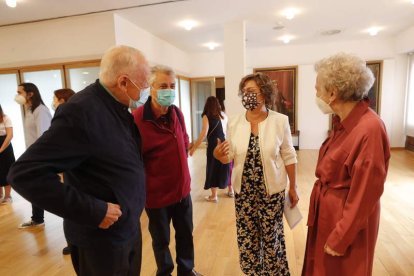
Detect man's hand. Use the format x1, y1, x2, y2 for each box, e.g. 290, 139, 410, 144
98, 203, 122, 229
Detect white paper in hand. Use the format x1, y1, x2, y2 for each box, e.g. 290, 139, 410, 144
284, 191, 303, 229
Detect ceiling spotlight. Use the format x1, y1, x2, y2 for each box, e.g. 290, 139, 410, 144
204, 42, 219, 50
178, 20, 198, 31
279, 35, 294, 44
282, 8, 299, 20
6, 0, 17, 8
367, 27, 381, 36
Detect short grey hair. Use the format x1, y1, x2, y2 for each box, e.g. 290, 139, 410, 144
314, 52, 375, 101
149, 65, 176, 85
99, 45, 146, 86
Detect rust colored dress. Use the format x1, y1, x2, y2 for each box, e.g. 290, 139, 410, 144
302, 99, 390, 276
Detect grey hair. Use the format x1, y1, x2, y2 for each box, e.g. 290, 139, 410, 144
99, 45, 146, 86
149, 65, 176, 85
314, 52, 375, 101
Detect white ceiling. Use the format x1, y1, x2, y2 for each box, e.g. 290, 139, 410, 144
1, 0, 414, 52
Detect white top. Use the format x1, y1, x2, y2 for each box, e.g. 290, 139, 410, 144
24, 105, 52, 148
220, 111, 228, 138
0, 115, 12, 136
227, 110, 297, 195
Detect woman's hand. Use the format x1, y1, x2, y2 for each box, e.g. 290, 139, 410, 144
288, 187, 299, 208
213, 138, 229, 163
189, 146, 196, 156
324, 244, 343, 256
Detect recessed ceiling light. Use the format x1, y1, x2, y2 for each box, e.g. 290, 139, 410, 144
273, 23, 285, 30
367, 27, 381, 36
281, 8, 299, 20
321, 29, 341, 36
204, 42, 219, 50
6, 0, 17, 8
178, 20, 198, 31
82, 71, 89, 75
279, 35, 294, 44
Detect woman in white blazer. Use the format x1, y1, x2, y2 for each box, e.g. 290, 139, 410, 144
214, 73, 299, 275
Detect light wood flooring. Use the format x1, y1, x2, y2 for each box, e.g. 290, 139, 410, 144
0, 149, 413, 276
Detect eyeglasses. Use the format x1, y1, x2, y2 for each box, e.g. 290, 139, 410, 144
128, 78, 149, 92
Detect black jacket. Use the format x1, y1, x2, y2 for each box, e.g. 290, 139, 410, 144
8, 80, 145, 247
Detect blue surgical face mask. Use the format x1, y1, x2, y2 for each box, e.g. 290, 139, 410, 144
156, 89, 175, 107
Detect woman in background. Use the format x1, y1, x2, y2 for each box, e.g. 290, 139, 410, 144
52, 88, 75, 111
218, 99, 234, 197
15, 82, 52, 229
0, 104, 16, 204
190, 96, 230, 202
52, 88, 76, 255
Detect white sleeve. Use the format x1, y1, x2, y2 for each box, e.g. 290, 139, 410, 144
3, 115, 13, 128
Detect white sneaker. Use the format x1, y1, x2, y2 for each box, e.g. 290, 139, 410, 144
0, 197, 12, 204
18, 220, 45, 229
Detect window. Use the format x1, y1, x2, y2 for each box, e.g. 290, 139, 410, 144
21, 68, 64, 116
406, 54, 414, 136
66, 64, 100, 92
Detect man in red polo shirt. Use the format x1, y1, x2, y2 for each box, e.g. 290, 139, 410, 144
133, 65, 202, 276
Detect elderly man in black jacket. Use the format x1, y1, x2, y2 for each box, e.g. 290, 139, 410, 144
8, 45, 150, 276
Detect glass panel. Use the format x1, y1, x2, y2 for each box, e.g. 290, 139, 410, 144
174, 77, 180, 108
22, 70, 63, 116
407, 55, 414, 136
179, 79, 191, 140
191, 79, 214, 141
0, 73, 25, 158
68, 67, 100, 92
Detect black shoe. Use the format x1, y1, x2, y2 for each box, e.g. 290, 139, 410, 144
62, 246, 71, 255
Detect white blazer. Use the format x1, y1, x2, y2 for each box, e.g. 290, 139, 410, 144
227, 110, 297, 195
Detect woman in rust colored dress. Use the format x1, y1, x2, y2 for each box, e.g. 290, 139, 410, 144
302, 53, 390, 276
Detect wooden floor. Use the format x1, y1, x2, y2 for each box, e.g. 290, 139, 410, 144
0, 149, 413, 276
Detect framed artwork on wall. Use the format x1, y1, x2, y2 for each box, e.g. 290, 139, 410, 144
253, 66, 298, 133
366, 60, 382, 115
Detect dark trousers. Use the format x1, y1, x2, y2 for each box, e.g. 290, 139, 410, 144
31, 203, 44, 223
146, 194, 194, 276
70, 229, 142, 276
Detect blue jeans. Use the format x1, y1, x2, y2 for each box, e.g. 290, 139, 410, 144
146, 194, 194, 276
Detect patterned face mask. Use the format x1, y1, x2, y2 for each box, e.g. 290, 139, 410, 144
242, 92, 259, 111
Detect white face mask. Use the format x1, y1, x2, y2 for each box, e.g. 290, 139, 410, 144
15, 94, 26, 105
51, 102, 57, 111
315, 96, 334, 114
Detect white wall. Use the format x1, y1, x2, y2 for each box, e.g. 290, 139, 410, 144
0, 13, 116, 68
113, 14, 191, 76
188, 51, 225, 77
246, 37, 396, 69
396, 24, 414, 54
297, 65, 330, 149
